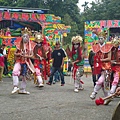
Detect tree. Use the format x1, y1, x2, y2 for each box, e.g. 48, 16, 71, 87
62, 13, 78, 44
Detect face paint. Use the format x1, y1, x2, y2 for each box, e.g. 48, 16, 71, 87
98, 37, 104, 45
73, 43, 79, 49
22, 34, 29, 43
37, 42, 42, 47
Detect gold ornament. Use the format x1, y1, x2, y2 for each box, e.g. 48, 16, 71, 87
34, 32, 43, 43
71, 35, 83, 44
21, 27, 32, 36
111, 37, 120, 47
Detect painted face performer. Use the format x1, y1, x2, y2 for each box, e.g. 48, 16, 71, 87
71, 35, 84, 93
102, 37, 120, 105
11, 27, 35, 95
42, 36, 52, 80
90, 31, 113, 104
110, 38, 120, 95
33, 32, 45, 87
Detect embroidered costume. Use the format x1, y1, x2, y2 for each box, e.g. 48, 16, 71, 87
11, 27, 35, 94
90, 31, 113, 103
33, 33, 51, 86
66, 35, 84, 93
109, 38, 120, 95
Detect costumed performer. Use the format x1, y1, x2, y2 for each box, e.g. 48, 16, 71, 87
33, 32, 46, 87
11, 27, 35, 94
102, 37, 120, 105
90, 31, 113, 105
66, 35, 84, 93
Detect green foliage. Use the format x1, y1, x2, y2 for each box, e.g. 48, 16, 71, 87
1, 0, 120, 45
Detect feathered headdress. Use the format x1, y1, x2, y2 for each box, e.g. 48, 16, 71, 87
71, 35, 83, 44
111, 37, 120, 47
92, 30, 107, 39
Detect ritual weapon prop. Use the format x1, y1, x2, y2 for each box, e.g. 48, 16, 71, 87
95, 92, 117, 105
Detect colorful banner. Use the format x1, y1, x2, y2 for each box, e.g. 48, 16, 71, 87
84, 20, 120, 73
7, 48, 16, 74
84, 20, 120, 56
43, 23, 71, 40
0, 11, 61, 23
85, 20, 120, 30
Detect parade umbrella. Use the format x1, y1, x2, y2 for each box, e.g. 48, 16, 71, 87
95, 93, 117, 105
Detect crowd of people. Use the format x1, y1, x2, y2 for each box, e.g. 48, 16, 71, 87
0, 27, 120, 107
0, 27, 67, 94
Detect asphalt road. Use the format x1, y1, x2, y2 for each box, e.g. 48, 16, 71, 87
0, 74, 119, 120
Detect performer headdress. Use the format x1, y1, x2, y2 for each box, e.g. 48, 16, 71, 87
34, 32, 43, 43
21, 27, 32, 36
71, 35, 83, 44
98, 31, 107, 39
111, 37, 120, 47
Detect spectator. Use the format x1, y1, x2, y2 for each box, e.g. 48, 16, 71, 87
46, 41, 66, 86
1, 44, 8, 77
88, 50, 97, 86
67, 59, 72, 76
0, 48, 4, 81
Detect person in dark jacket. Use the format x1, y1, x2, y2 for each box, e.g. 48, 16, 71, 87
88, 50, 97, 86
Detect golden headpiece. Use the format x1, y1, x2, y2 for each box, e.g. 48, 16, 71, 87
111, 37, 120, 47
34, 32, 43, 43
21, 27, 32, 36
98, 31, 107, 39
71, 35, 83, 44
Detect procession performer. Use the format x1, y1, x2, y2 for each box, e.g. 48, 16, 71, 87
42, 36, 52, 79
66, 35, 84, 93
103, 37, 120, 105
90, 31, 113, 103
11, 27, 35, 94
33, 33, 45, 87
110, 38, 120, 95
33, 33, 52, 86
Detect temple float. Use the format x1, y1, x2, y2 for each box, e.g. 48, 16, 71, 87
0, 7, 71, 75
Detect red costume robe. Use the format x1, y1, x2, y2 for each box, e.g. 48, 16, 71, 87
92, 43, 113, 75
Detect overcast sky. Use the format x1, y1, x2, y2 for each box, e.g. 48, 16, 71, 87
77, 0, 95, 12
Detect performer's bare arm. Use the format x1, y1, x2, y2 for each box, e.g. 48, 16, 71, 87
72, 59, 79, 65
